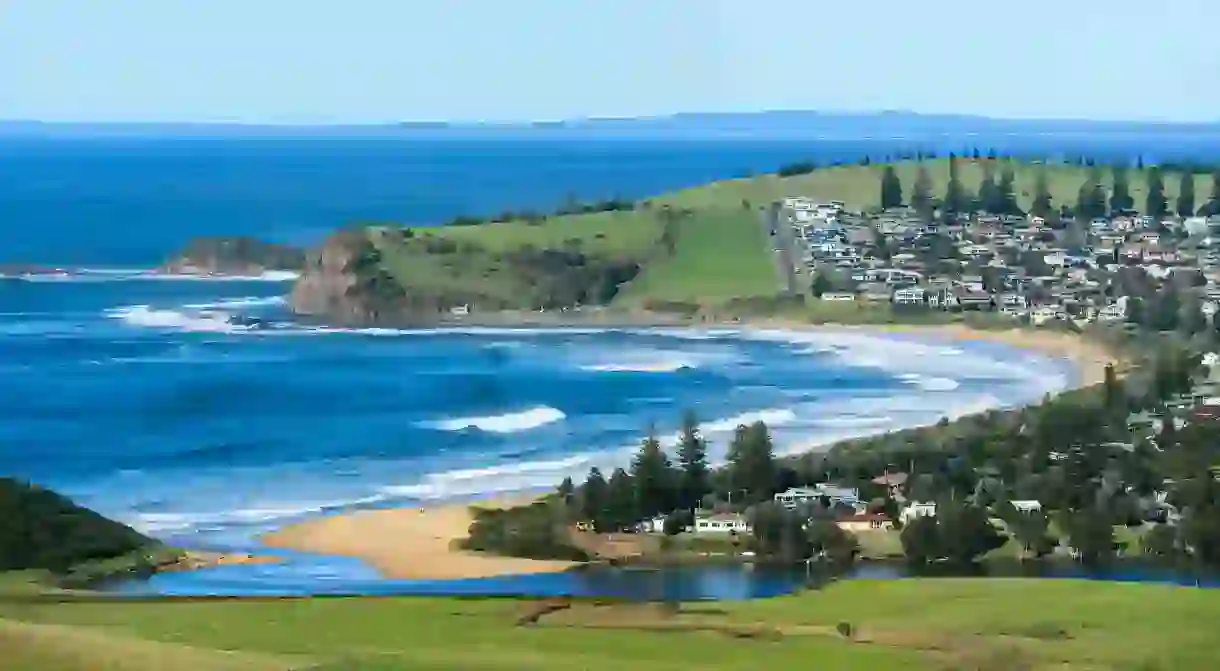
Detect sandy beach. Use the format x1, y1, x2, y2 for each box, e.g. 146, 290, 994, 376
258, 321, 1119, 581
261, 496, 578, 580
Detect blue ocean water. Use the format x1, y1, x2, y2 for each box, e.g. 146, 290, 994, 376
0, 134, 1203, 596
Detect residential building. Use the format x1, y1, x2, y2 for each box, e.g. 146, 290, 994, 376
900, 502, 937, 524
694, 512, 751, 534
837, 513, 894, 533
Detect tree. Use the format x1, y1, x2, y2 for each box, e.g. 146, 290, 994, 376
943, 156, 965, 214
811, 273, 832, 298
579, 468, 608, 530
1077, 168, 1107, 220
900, 515, 940, 565
1199, 170, 1220, 217
936, 502, 1007, 565
725, 421, 777, 504
977, 163, 1000, 213
1177, 172, 1196, 218
1062, 507, 1115, 566
1110, 165, 1133, 214
749, 502, 811, 563
676, 411, 711, 511
1031, 167, 1053, 217
997, 165, 1021, 215
1003, 506, 1055, 558
557, 477, 575, 508
1145, 166, 1167, 217
911, 165, 934, 215
630, 430, 676, 520
605, 468, 636, 531
879, 166, 903, 209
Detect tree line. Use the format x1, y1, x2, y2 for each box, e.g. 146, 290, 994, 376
878, 156, 1220, 219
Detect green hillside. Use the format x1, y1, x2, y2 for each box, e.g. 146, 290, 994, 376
319, 157, 1218, 321
3, 579, 1217, 670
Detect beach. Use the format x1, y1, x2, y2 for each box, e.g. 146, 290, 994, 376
258, 322, 1119, 581
261, 496, 578, 580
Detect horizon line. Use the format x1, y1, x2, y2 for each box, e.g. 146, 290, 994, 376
3, 108, 1219, 128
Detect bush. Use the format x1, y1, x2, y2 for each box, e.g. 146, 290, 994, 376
0, 478, 157, 574
836, 621, 854, 639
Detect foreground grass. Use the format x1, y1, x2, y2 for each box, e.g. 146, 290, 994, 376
2, 578, 1216, 670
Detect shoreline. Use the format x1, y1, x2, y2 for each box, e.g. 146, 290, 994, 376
254, 319, 1119, 582
260, 495, 578, 581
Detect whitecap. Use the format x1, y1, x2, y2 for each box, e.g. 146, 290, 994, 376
421, 406, 566, 433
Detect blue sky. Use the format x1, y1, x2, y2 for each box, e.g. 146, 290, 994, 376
2, 0, 1217, 123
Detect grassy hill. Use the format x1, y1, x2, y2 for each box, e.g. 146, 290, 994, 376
307, 157, 1216, 321
2, 579, 1217, 670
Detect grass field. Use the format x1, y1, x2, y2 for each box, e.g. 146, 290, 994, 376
424, 209, 663, 256
1, 578, 1215, 670
650, 158, 1215, 215
616, 208, 779, 305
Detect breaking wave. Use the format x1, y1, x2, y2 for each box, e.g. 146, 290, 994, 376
421, 406, 567, 433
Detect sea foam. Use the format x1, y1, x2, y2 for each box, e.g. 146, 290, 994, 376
422, 406, 566, 433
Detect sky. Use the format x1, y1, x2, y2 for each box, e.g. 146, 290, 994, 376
1, 0, 1218, 124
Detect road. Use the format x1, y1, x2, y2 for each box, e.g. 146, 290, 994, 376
761, 204, 800, 296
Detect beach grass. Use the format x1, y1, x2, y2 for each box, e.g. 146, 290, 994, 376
649, 158, 1213, 214
1, 578, 1215, 670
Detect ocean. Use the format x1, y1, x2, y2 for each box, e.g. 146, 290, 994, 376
0, 133, 1203, 594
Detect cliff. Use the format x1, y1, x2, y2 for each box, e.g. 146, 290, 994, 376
161, 236, 305, 275
289, 229, 410, 324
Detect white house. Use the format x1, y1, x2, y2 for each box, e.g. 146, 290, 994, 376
821, 292, 856, 302
694, 512, 751, 534
1009, 500, 1042, 513
899, 502, 937, 524
893, 287, 925, 305
774, 484, 860, 509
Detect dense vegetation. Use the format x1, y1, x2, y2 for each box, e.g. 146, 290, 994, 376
0, 478, 157, 574
165, 236, 305, 272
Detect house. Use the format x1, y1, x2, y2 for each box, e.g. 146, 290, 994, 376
871, 472, 908, 499
1009, 500, 1042, 513
820, 292, 856, 302
450, 304, 470, 316
837, 513, 894, 533
900, 502, 937, 524
694, 512, 751, 534
774, 484, 861, 509
635, 515, 669, 534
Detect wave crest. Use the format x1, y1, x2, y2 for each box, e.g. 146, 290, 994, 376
422, 406, 566, 433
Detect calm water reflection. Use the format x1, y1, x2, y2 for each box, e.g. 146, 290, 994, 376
108, 553, 1220, 600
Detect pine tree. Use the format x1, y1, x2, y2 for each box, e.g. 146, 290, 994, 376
580, 467, 608, 529
943, 156, 965, 214
606, 468, 636, 531
1110, 165, 1133, 214
911, 164, 934, 215
879, 166, 903, 209
726, 421, 777, 504
1031, 167, 1053, 217
1146, 166, 1167, 217
1177, 172, 1196, 217
997, 165, 1021, 215
676, 411, 711, 511
630, 429, 676, 519
1203, 170, 1220, 217
977, 162, 1000, 213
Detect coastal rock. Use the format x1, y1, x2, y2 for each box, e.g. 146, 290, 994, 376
288, 229, 396, 324
161, 236, 305, 276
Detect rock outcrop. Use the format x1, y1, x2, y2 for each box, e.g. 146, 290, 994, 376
161, 237, 305, 276
289, 229, 397, 324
